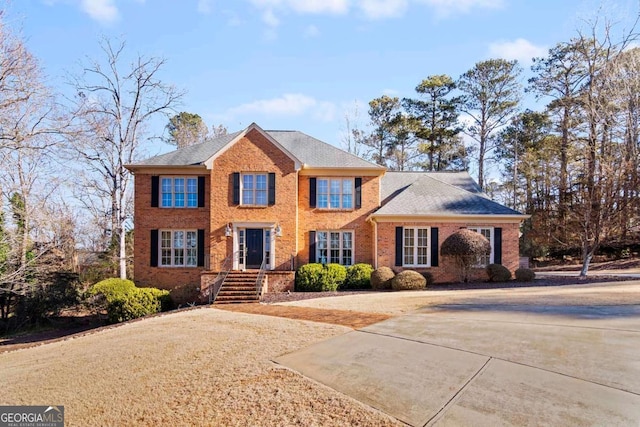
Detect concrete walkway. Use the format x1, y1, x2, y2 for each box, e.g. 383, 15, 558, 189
275, 298, 640, 426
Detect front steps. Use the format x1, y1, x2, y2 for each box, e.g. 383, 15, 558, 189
213, 271, 263, 304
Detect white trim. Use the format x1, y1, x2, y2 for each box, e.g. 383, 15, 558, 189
159, 176, 199, 208
316, 177, 354, 209
158, 229, 198, 267
204, 123, 302, 170
369, 214, 528, 223
240, 172, 268, 206
402, 227, 431, 268
314, 230, 355, 266
231, 222, 277, 270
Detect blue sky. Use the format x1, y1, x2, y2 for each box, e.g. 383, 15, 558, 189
6, 0, 637, 159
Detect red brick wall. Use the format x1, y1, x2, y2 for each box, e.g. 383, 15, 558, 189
133, 174, 210, 293
209, 129, 298, 270
297, 175, 380, 266
376, 221, 521, 283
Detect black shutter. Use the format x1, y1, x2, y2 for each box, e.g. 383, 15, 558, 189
197, 229, 205, 267
395, 227, 403, 267
268, 172, 276, 205
150, 229, 158, 267
309, 231, 316, 263
494, 227, 502, 265
198, 176, 205, 207
355, 177, 362, 209
309, 177, 317, 208
431, 227, 439, 267
151, 176, 159, 207
232, 172, 240, 205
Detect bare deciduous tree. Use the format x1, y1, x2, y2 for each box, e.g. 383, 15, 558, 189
67, 38, 183, 279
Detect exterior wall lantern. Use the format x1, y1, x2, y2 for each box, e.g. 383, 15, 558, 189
275, 224, 282, 237
224, 223, 232, 237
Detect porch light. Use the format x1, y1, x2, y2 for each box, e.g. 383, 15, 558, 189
275, 224, 282, 237
224, 223, 232, 237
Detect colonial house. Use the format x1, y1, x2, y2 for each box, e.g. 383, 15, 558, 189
126, 123, 526, 303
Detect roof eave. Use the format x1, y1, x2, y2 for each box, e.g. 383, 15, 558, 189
299, 165, 386, 176
124, 164, 207, 174
368, 213, 530, 223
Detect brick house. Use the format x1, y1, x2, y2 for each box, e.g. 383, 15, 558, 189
126, 123, 526, 303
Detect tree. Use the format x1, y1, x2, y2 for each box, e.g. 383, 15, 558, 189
68, 38, 183, 279
365, 95, 402, 167
458, 59, 522, 189
440, 229, 491, 283
165, 112, 209, 148
404, 74, 464, 171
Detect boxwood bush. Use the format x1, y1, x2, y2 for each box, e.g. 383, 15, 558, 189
295, 263, 347, 292
515, 267, 536, 282
391, 270, 426, 291
371, 266, 395, 290
87, 278, 171, 323
342, 263, 374, 290
486, 264, 512, 282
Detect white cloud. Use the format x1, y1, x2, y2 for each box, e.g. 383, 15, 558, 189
358, 0, 408, 20
226, 93, 335, 122
197, 0, 214, 14
488, 38, 547, 65
249, 0, 349, 15
80, 0, 119, 23
415, 0, 504, 17
262, 9, 280, 27
304, 24, 320, 38
382, 88, 400, 96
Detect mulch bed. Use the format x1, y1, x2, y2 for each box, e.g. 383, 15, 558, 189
216, 304, 391, 329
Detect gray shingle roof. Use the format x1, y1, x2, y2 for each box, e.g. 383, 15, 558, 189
376, 172, 522, 216
135, 127, 381, 169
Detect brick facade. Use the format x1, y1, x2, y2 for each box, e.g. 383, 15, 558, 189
375, 221, 521, 282
129, 126, 525, 300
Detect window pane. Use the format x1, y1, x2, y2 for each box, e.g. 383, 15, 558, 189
342, 179, 352, 194
174, 178, 184, 193
342, 194, 352, 208
317, 194, 328, 208
330, 194, 340, 208
187, 178, 198, 207
174, 248, 184, 265
187, 193, 198, 207
330, 232, 340, 263
317, 179, 328, 194
330, 179, 341, 194
342, 232, 352, 249
404, 229, 415, 265
242, 175, 254, 205
316, 232, 327, 264
256, 174, 267, 190
256, 189, 267, 205
161, 178, 172, 207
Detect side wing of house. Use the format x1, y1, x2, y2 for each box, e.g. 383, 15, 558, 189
372, 172, 527, 282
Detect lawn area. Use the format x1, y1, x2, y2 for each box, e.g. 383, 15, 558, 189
0, 308, 400, 427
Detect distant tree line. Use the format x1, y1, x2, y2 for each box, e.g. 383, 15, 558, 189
354, 15, 640, 276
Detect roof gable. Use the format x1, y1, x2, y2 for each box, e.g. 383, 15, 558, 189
129, 123, 382, 171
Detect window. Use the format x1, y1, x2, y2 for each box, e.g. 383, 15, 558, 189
160, 230, 197, 267
467, 227, 494, 266
403, 227, 430, 267
241, 173, 268, 206
316, 231, 353, 266
317, 178, 353, 209
161, 177, 198, 208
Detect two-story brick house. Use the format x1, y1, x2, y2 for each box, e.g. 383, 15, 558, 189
126, 123, 526, 303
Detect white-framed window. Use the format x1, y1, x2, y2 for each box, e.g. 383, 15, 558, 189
317, 178, 353, 209
316, 230, 353, 266
403, 227, 430, 267
161, 177, 198, 208
467, 227, 494, 266
160, 230, 197, 267
241, 173, 268, 206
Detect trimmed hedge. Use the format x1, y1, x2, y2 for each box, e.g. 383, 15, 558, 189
486, 264, 512, 282
392, 270, 426, 291
421, 271, 435, 287
515, 267, 536, 282
87, 278, 171, 324
295, 263, 347, 292
342, 263, 374, 290
371, 267, 395, 290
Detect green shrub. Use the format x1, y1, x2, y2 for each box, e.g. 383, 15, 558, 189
324, 264, 347, 290
295, 264, 325, 291
87, 278, 170, 323
486, 264, 512, 282
515, 268, 536, 282
391, 270, 426, 291
342, 263, 374, 290
371, 267, 395, 290
421, 271, 435, 287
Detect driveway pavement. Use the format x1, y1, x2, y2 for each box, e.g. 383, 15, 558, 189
275, 282, 640, 426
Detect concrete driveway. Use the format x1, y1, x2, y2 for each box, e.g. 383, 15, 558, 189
275, 282, 640, 426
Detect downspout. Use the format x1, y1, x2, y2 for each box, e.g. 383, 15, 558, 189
373, 218, 378, 269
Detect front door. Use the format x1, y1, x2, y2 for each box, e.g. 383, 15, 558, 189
246, 229, 264, 269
